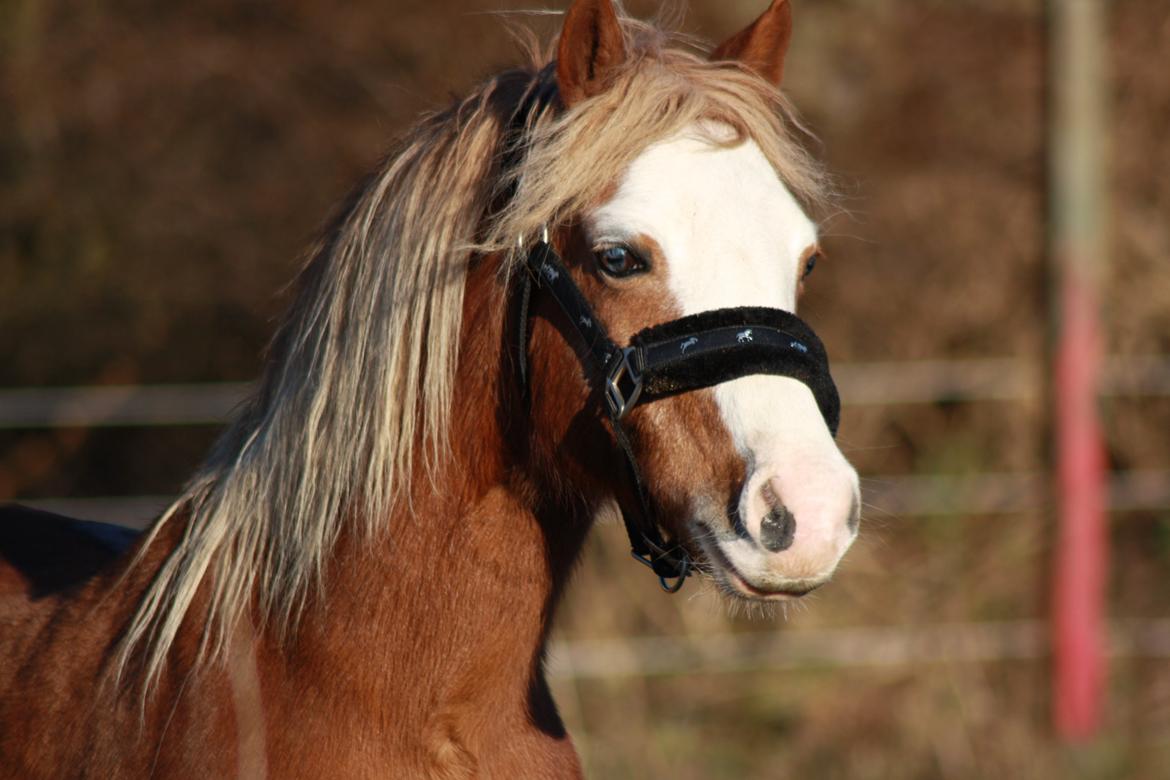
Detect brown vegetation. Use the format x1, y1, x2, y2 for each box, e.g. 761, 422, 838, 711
2, 1, 1168, 777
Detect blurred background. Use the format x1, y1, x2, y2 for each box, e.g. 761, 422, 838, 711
2, 0, 1168, 777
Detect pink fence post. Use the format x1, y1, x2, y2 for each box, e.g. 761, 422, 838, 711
1049, 0, 1109, 742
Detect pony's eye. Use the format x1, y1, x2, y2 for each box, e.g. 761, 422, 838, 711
596, 246, 647, 278
802, 252, 819, 280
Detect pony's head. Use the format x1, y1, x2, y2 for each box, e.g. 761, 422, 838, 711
120, 0, 860, 693
504, 0, 859, 601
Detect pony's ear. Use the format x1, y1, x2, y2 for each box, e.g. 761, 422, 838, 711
556, 0, 627, 107
710, 0, 793, 87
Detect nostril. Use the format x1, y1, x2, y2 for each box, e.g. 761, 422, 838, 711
758, 480, 796, 552
759, 503, 796, 552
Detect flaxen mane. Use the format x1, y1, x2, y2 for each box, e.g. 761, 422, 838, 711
117, 12, 830, 691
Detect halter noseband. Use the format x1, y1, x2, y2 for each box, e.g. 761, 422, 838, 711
506, 79, 841, 593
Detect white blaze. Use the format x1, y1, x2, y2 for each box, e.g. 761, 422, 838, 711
588, 125, 859, 595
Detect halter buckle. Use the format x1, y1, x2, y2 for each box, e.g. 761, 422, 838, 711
605, 347, 643, 419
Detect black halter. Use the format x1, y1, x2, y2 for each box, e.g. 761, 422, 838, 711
505, 80, 840, 592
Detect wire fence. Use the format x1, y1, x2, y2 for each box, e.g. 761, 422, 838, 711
18, 468, 1170, 530
546, 619, 1170, 679
4, 355, 1170, 521
3, 359, 1168, 680
1, 356, 1169, 429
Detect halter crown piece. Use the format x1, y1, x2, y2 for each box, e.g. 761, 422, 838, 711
506, 79, 841, 593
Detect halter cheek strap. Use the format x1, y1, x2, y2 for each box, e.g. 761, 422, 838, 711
515, 239, 841, 592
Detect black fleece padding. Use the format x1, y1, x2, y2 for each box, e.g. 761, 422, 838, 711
630, 306, 840, 437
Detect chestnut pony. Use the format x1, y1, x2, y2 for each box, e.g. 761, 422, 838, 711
0, 1, 859, 776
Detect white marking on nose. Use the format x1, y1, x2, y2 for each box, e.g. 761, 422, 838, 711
588, 123, 859, 586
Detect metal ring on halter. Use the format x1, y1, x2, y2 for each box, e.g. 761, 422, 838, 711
658, 566, 689, 593
605, 346, 644, 420
630, 549, 691, 592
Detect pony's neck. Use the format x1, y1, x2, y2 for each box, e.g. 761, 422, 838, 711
272, 254, 594, 763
